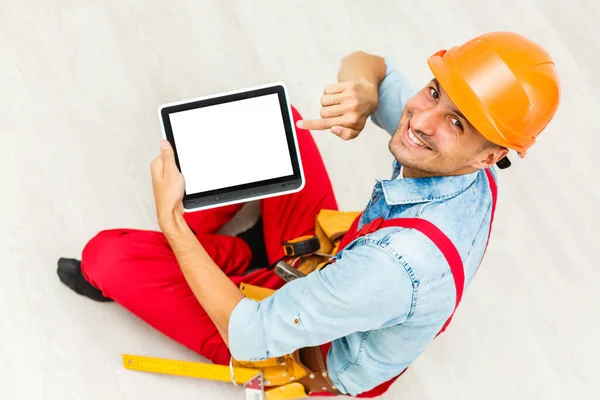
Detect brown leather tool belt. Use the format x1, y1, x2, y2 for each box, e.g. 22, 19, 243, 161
297, 346, 341, 395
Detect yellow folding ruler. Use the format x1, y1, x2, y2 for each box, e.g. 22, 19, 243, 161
122, 354, 307, 399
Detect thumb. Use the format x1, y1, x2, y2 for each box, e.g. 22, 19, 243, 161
160, 140, 178, 172
160, 140, 174, 160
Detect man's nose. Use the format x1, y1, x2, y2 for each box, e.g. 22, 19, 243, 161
410, 108, 443, 137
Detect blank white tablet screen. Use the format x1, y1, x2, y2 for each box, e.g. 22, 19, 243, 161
169, 94, 294, 194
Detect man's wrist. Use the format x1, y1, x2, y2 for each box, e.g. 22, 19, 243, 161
338, 52, 385, 81
159, 212, 189, 237
358, 79, 379, 114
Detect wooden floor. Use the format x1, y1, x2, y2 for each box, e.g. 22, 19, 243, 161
1, 1, 598, 399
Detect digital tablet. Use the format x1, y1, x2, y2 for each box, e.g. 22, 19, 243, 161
158, 83, 305, 212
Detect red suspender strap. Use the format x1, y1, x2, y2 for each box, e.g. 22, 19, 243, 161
485, 169, 498, 221
337, 210, 362, 251
484, 169, 498, 250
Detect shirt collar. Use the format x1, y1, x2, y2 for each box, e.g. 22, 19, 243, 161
396, 165, 404, 179
381, 161, 479, 205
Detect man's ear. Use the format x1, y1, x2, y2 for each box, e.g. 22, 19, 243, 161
470, 147, 509, 170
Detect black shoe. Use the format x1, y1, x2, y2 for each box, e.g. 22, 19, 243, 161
57, 258, 113, 302
236, 217, 269, 271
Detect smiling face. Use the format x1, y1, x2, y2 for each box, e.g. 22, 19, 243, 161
388, 79, 508, 178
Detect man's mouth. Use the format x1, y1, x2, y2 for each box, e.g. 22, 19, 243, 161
404, 121, 431, 150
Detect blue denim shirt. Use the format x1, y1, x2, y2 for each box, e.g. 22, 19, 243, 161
229, 59, 498, 396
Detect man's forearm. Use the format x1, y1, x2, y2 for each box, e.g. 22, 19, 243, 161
338, 51, 387, 87
160, 214, 245, 347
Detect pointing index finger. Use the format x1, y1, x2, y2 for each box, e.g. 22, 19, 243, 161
297, 119, 327, 131
297, 117, 344, 131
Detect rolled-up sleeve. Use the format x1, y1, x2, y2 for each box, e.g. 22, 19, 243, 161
228, 242, 414, 361
370, 57, 418, 135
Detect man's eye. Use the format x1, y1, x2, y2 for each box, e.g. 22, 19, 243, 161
429, 88, 439, 101
450, 117, 463, 130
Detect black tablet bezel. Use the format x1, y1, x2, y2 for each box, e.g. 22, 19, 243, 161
159, 84, 304, 210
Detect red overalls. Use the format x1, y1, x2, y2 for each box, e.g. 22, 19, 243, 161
81, 106, 338, 367
80, 106, 497, 398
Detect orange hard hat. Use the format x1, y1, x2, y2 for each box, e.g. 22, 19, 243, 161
427, 31, 560, 156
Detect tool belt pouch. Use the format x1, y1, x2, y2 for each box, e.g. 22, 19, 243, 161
296, 209, 362, 275
235, 283, 341, 394
314, 209, 361, 255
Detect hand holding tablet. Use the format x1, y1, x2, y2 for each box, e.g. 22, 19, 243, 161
158, 83, 305, 212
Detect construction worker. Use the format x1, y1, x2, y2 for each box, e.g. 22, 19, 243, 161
57, 31, 560, 397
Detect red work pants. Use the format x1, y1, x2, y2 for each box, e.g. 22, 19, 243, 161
80, 106, 338, 366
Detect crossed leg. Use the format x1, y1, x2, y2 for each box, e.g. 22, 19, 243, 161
80, 106, 338, 364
